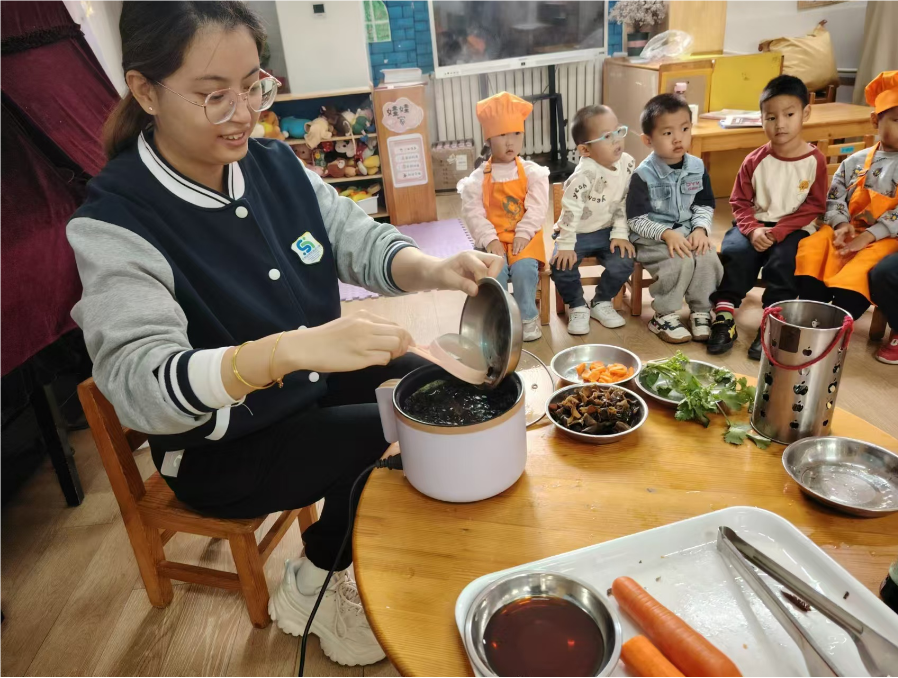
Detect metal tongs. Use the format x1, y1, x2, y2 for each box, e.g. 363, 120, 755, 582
716, 526, 898, 677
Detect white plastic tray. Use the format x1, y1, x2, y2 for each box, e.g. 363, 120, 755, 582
455, 507, 898, 676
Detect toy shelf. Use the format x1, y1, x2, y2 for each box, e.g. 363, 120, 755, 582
323, 173, 383, 185
287, 132, 377, 147
275, 85, 373, 103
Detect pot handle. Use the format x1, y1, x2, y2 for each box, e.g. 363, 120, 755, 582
375, 379, 401, 444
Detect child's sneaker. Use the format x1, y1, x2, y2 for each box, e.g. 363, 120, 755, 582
567, 307, 591, 335
875, 331, 898, 364
648, 313, 691, 344
523, 318, 542, 342
707, 313, 737, 355
689, 312, 711, 342
590, 301, 626, 329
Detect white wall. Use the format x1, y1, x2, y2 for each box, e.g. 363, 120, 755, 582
724, 0, 867, 70
247, 1, 289, 79
64, 0, 125, 94
275, 1, 371, 94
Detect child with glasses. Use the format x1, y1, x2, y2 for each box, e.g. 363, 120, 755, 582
551, 105, 636, 335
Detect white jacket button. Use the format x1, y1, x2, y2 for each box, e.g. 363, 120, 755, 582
235, 205, 248, 218
309, 372, 320, 383
269, 269, 281, 280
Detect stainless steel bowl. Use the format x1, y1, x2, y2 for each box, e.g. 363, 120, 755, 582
635, 359, 721, 409
782, 436, 898, 517
463, 571, 622, 677
550, 345, 642, 386
460, 277, 522, 389
546, 383, 649, 444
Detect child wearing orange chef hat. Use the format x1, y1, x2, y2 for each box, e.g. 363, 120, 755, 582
458, 92, 550, 341
796, 71, 898, 364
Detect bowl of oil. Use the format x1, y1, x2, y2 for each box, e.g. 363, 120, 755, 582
463, 571, 622, 677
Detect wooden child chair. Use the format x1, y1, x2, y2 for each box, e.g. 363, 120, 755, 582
77, 378, 318, 628
549, 183, 626, 318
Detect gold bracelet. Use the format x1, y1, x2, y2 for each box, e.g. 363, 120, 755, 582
232, 341, 276, 390
269, 331, 286, 388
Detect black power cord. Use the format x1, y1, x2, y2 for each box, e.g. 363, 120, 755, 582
298, 454, 403, 676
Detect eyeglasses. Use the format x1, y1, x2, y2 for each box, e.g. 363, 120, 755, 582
154, 70, 281, 125
583, 126, 629, 145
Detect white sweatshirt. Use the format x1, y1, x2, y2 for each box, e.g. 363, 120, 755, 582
554, 154, 635, 250
457, 158, 551, 249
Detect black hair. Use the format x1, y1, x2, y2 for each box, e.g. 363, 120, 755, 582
104, 1, 266, 158
640, 94, 691, 136
572, 105, 613, 145
474, 143, 491, 169
760, 75, 810, 111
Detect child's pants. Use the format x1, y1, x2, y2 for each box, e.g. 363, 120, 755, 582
799, 252, 898, 322
551, 229, 635, 309
496, 257, 540, 322
871, 253, 898, 328
710, 224, 808, 309
634, 234, 723, 315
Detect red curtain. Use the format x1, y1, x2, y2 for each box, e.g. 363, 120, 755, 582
1, 2, 119, 375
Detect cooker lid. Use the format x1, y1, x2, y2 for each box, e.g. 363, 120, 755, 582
458, 277, 523, 388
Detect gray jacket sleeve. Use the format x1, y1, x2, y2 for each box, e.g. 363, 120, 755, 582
303, 166, 417, 294
68, 218, 212, 435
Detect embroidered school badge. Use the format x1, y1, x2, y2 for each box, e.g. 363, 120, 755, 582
292, 232, 324, 264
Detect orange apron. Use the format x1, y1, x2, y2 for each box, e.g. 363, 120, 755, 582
795, 142, 898, 302
482, 157, 547, 268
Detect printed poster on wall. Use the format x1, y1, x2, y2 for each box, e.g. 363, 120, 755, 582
381, 97, 424, 134
387, 134, 428, 188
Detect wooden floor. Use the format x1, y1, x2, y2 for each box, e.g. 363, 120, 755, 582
2, 195, 895, 677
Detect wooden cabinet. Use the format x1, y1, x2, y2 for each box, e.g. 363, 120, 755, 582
660, 1, 728, 55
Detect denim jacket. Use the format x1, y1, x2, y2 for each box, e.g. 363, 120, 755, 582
627, 152, 713, 240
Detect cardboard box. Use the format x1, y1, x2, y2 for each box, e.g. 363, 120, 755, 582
432, 142, 476, 192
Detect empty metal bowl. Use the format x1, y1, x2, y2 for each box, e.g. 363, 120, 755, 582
782, 436, 898, 517
463, 571, 622, 677
635, 359, 721, 409
546, 383, 648, 444
550, 345, 642, 386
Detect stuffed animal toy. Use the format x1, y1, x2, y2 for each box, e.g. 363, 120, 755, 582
281, 116, 311, 139
259, 111, 286, 140
343, 160, 357, 178
320, 140, 335, 153
351, 109, 371, 135
303, 117, 332, 148
250, 123, 266, 138
312, 148, 328, 172
326, 158, 347, 178
294, 144, 314, 167
363, 137, 378, 159
363, 154, 380, 174
335, 139, 356, 158
321, 105, 352, 136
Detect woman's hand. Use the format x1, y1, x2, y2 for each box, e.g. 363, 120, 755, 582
280, 311, 413, 374
390, 247, 504, 297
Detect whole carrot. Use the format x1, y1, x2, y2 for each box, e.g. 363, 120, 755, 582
612, 577, 741, 677
621, 635, 684, 677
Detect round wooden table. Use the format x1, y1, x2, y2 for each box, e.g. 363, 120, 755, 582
354, 393, 898, 676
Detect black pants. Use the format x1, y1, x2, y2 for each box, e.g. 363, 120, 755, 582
800, 251, 898, 322
871, 253, 898, 328
710, 224, 809, 309
159, 354, 427, 571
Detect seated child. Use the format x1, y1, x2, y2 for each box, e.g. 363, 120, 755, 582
458, 91, 549, 342
796, 70, 898, 365
551, 105, 636, 335
626, 94, 722, 344
708, 75, 827, 360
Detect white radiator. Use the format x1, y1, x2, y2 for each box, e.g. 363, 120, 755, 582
432, 60, 602, 162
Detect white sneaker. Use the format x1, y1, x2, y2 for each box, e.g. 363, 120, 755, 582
567, 306, 591, 335
590, 301, 626, 329
648, 312, 692, 344
523, 318, 542, 341
269, 558, 385, 666
689, 312, 712, 342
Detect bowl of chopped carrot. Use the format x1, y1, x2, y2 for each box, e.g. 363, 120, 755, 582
550, 345, 642, 387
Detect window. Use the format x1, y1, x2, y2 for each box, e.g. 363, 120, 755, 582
364, 0, 391, 43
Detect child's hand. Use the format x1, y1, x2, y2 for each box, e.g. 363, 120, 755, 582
687, 229, 712, 255
512, 236, 531, 256
552, 249, 578, 271
749, 227, 775, 252
833, 223, 855, 249
838, 229, 875, 256
486, 240, 506, 258
661, 229, 692, 259
610, 238, 636, 258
